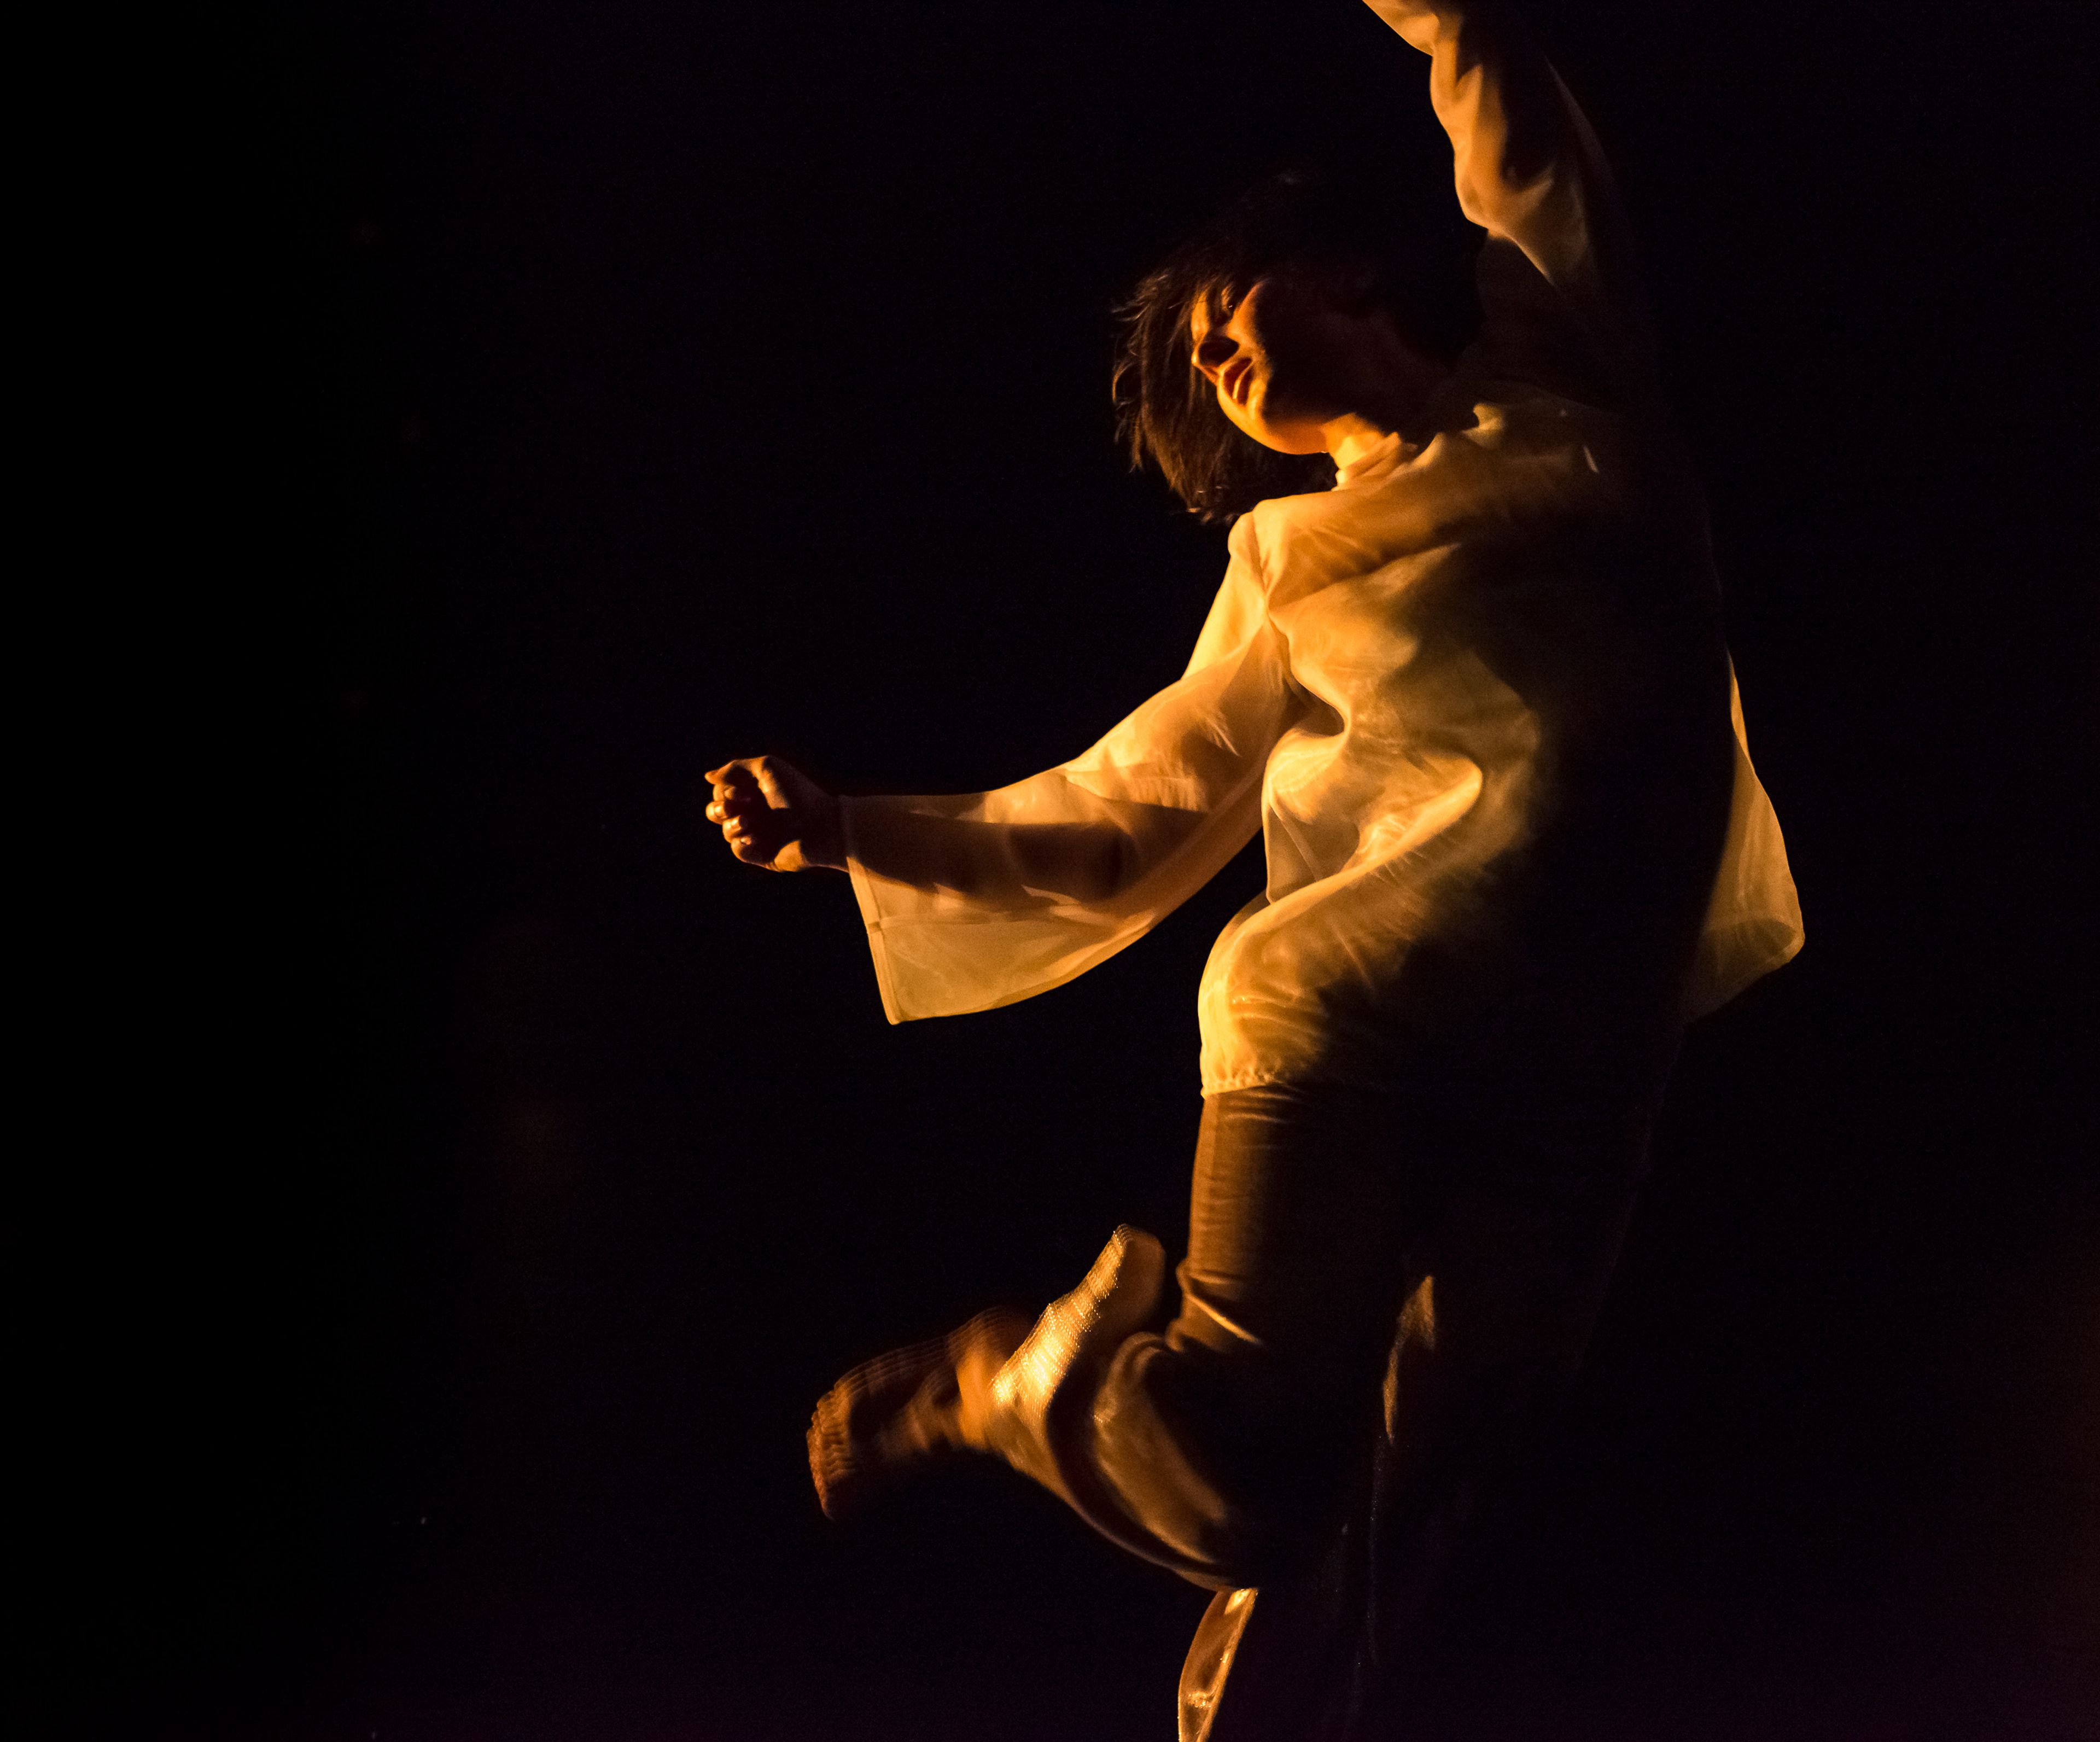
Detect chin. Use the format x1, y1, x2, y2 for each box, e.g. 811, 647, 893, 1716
1236, 389, 1331, 456
1231, 402, 1325, 457
1247, 422, 1332, 457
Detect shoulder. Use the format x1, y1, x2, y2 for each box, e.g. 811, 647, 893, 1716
1234, 480, 1421, 612
1237, 483, 1354, 557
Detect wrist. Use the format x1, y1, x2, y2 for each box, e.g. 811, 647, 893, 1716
811, 794, 848, 871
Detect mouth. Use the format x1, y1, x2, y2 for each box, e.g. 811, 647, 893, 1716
1222, 357, 1253, 409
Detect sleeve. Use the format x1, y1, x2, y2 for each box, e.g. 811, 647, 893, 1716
1362, 0, 1659, 399
843, 522, 1294, 1024
1684, 666, 1806, 1018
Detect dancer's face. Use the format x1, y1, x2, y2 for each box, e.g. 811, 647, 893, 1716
1189, 271, 1378, 455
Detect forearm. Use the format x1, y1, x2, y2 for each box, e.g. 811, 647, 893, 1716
1361, 0, 1655, 388
1363, 0, 1574, 241
843, 792, 1198, 907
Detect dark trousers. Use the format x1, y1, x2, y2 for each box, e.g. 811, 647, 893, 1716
979, 1081, 1658, 1740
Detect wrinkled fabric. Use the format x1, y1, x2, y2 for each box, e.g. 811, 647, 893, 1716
840, 0, 1801, 1099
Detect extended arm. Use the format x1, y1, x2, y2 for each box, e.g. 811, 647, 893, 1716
707, 528, 1296, 1025
705, 759, 1192, 901
704, 563, 1278, 904
842, 560, 1295, 1022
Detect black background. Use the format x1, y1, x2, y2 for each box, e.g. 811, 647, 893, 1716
110, 1, 2093, 1737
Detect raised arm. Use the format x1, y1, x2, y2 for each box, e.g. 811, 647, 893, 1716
1362, 0, 1658, 394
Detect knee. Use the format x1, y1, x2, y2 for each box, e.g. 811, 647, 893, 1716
1090, 1334, 1362, 1587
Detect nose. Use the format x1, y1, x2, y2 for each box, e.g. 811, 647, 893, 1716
1192, 326, 1239, 383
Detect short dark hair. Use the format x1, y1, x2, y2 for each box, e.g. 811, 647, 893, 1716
1111, 164, 1480, 522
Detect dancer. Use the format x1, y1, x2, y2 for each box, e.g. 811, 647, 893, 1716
705, 2, 1802, 1734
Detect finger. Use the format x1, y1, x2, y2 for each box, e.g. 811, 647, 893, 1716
706, 761, 763, 795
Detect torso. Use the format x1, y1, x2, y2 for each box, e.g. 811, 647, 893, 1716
1198, 381, 1735, 1101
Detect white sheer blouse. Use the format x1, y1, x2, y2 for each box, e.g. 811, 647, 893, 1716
839, 0, 1802, 1098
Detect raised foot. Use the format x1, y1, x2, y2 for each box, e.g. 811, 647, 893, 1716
808, 1306, 1033, 1521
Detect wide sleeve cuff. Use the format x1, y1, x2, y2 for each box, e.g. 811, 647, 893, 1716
842, 797, 905, 1026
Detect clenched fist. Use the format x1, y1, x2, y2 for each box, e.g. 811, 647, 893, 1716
703, 755, 845, 873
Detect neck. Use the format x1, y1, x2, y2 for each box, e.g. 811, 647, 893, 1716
1318, 327, 1455, 468
1321, 413, 1403, 472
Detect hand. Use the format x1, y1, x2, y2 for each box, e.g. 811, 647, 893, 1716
703, 755, 844, 872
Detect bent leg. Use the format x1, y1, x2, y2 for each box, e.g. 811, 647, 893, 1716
973, 1088, 1656, 1740
1075, 1087, 1424, 1582
808, 1087, 1432, 1574
964, 1087, 1428, 1587
806, 1087, 1654, 1738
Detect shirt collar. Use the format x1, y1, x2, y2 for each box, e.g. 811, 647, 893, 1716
1333, 428, 1412, 488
